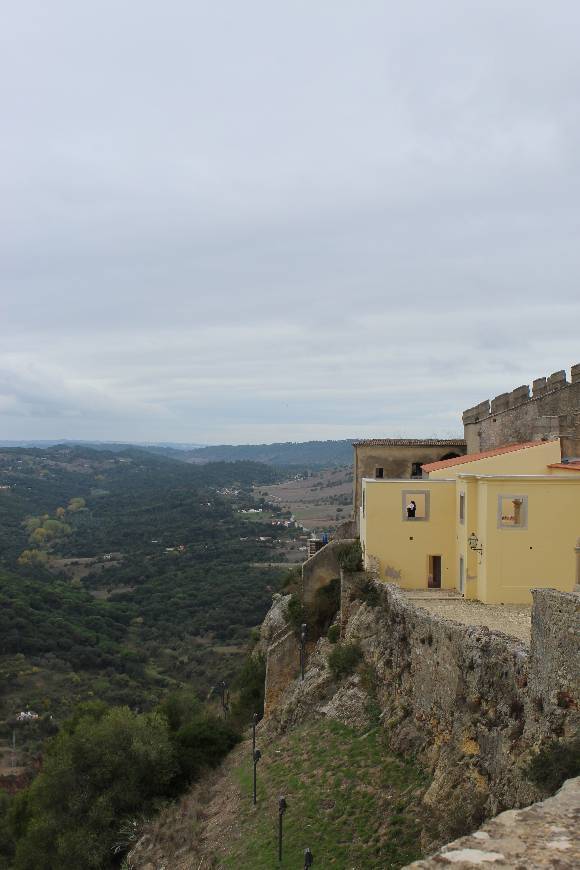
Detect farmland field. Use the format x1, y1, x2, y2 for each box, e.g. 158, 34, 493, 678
256, 466, 353, 535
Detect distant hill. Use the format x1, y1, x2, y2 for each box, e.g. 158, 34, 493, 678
0, 439, 357, 468
184, 439, 356, 468
0, 439, 205, 451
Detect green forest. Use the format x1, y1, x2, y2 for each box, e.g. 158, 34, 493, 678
0, 445, 290, 868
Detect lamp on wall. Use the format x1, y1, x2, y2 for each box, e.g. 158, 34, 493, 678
468, 532, 483, 555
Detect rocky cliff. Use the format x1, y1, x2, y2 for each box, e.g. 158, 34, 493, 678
262, 577, 579, 844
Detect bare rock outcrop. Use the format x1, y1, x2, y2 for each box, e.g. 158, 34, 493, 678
255, 592, 291, 657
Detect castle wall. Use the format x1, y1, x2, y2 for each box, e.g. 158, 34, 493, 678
264, 627, 299, 715
301, 538, 350, 606
463, 364, 580, 456
264, 580, 579, 839
343, 584, 579, 826
407, 777, 580, 868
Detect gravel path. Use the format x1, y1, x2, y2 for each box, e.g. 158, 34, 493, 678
404, 594, 532, 644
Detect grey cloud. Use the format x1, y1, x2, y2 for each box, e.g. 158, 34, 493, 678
1, 2, 580, 441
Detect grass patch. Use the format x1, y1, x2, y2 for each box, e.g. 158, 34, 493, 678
219, 720, 429, 869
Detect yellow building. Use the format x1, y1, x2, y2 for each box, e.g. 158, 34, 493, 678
360, 439, 580, 604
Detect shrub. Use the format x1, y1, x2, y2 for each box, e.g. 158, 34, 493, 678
336, 540, 363, 573
230, 653, 266, 725
527, 738, 580, 794
173, 716, 239, 789
311, 578, 341, 636
327, 624, 340, 644
356, 578, 380, 607
286, 594, 307, 636
328, 642, 363, 680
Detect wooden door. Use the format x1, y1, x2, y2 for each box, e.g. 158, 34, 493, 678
428, 555, 442, 588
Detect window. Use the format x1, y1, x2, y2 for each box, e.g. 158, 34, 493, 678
459, 492, 465, 524
402, 490, 430, 521
375, 467, 384, 479
497, 494, 528, 529
411, 462, 423, 478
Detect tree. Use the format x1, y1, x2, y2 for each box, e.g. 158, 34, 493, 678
12, 706, 176, 869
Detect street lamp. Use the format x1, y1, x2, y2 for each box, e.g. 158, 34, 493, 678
253, 749, 261, 805
468, 532, 483, 556
278, 796, 287, 863
252, 712, 259, 757
220, 680, 229, 719
300, 623, 307, 681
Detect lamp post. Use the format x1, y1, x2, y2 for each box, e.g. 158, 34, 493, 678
253, 749, 261, 805
220, 680, 229, 719
278, 796, 287, 863
300, 623, 307, 681
252, 712, 259, 757
304, 847, 314, 868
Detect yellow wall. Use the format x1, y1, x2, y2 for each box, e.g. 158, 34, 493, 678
361, 479, 456, 589
428, 440, 561, 480
471, 477, 580, 604
362, 467, 580, 603
456, 477, 479, 599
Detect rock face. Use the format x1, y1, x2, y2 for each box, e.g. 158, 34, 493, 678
255, 592, 291, 657
406, 776, 580, 868
262, 577, 579, 844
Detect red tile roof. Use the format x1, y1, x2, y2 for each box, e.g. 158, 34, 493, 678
353, 438, 465, 448
422, 440, 555, 473
547, 462, 580, 472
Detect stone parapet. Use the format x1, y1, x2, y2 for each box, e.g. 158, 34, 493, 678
302, 539, 353, 606
406, 777, 580, 868
463, 363, 580, 453
529, 588, 580, 741
548, 369, 568, 390
490, 393, 509, 414
509, 384, 530, 407
532, 376, 547, 398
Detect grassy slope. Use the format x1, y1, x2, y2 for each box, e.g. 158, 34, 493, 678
129, 720, 431, 870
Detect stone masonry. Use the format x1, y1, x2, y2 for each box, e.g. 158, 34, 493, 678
301, 538, 352, 607
463, 363, 580, 457
406, 776, 580, 868
262, 578, 579, 843
353, 439, 467, 519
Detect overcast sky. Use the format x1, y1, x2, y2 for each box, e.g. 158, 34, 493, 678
1, 1, 579, 445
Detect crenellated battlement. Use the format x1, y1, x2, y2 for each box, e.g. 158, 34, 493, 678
462, 363, 580, 456
463, 364, 580, 426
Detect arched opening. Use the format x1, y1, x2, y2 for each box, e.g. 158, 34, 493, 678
439, 452, 461, 461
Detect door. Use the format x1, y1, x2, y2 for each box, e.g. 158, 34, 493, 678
459, 556, 465, 595
428, 555, 442, 588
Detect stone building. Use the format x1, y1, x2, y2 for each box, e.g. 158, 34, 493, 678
463, 363, 580, 458
352, 438, 466, 519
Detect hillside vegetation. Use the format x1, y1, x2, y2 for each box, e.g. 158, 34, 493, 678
185, 439, 356, 467
0, 446, 287, 775
128, 719, 431, 869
